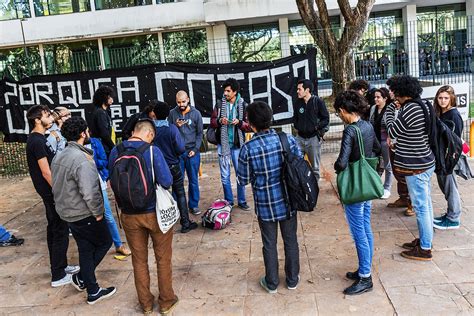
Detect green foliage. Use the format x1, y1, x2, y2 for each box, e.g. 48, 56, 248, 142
229, 26, 281, 62
163, 29, 208, 63
44, 42, 100, 74
0, 47, 42, 80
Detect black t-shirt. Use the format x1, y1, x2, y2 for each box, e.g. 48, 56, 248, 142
26, 132, 55, 198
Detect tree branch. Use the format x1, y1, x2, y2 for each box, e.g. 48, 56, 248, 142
337, 0, 355, 24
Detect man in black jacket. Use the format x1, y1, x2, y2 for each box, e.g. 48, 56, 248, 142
90, 86, 115, 158
293, 79, 329, 181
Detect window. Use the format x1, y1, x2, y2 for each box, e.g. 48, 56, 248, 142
95, 0, 151, 10
103, 34, 160, 69
44, 41, 100, 74
0, 0, 30, 20
229, 23, 281, 62
0, 46, 42, 80
162, 29, 208, 63
34, 0, 90, 16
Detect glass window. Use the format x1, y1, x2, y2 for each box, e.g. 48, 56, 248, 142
103, 34, 160, 69
0, 46, 42, 80
34, 0, 90, 16
229, 23, 281, 62
95, 0, 151, 10
0, 0, 30, 20
44, 41, 100, 74
163, 29, 208, 63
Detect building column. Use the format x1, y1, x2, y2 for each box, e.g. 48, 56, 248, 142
38, 44, 47, 75
467, 0, 474, 46
90, 0, 96, 11
279, 17, 290, 57
403, 4, 419, 77
97, 38, 106, 70
158, 32, 166, 63
206, 26, 217, 63
212, 23, 231, 63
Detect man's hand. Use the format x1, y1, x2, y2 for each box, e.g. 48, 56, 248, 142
176, 119, 186, 128
231, 118, 239, 126
188, 150, 195, 158
220, 117, 229, 125
95, 215, 103, 221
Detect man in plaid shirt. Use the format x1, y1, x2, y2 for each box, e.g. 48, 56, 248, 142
238, 101, 302, 294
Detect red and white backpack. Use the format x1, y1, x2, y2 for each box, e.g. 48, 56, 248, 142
201, 199, 232, 230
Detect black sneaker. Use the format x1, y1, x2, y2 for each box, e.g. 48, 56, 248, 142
0, 235, 24, 247
87, 287, 116, 305
238, 203, 250, 211
189, 208, 201, 215
181, 221, 198, 233
71, 273, 86, 292
343, 276, 373, 295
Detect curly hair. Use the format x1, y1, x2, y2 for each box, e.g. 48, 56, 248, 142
93, 85, 114, 108
152, 100, 170, 120
433, 85, 457, 117
348, 79, 369, 92
334, 90, 370, 119
222, 78, 240, 93
386, 75, 422, 99
61, 116, 88, 142
247, 101, 273, 131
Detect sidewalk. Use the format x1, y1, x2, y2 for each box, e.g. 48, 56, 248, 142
1, 154, 474, 315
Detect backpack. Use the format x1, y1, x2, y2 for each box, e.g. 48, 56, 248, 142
201, 199, 232, 230
110, 142, 155, 213
278, 132, 319, 214
414, 98, 463, 176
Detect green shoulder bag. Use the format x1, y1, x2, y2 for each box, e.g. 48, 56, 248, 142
336, 124, 384, 205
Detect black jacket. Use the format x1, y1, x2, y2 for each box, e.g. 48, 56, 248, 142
334, 120, 381, 173
121, 111, 149, 141
89, 107, 114, 156
293, 95, 330, 139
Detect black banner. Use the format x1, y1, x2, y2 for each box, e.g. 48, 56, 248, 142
0, 49, 317, 142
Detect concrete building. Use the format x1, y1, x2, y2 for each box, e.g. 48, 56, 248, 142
0, 0, 473, 82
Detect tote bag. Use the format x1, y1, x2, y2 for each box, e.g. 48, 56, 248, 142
151, 146, 180, 233
336, 125, 384, 205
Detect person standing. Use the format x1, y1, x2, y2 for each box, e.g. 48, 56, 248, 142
109, 119, 177, 315
293, 79, 330, 181
432, 85, 463, 230
439, 47, 449, 74
464, 44, 472, 73
334, 90, 381, 295
168, 91, 203, 215
378, 53, 391, 79
51, 116, 116, 305
369, 88, 393, 200
419, 49, 427, 76
450, 46, 461, 73
238, 101, 301, 294
90, 85, 115, 158
153, 100, 198, 233
26, 105, 78, 288
209, 78, 251, 210
387, 75, 436, 261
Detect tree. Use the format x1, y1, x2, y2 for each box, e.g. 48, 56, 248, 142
230, 28, 281, 62
296, 0, 375, 97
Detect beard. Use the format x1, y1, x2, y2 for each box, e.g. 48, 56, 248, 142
83, 136, 91, 145
178, 105, 188, 112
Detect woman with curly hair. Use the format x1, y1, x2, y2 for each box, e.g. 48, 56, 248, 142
334, 90, 381, 295
432, 85, 463, 230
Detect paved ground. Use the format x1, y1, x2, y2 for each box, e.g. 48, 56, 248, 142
1, 154, 474, 315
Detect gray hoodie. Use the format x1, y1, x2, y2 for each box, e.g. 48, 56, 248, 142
51, 142, 104, 222
168, 106, 203, 153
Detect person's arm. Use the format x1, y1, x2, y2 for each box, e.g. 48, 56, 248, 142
388, 103, 418, 140
452, 111, 464, 138
108, 147, 118, 176
372, 134, 382, 156
237, 144, 250, 186
76, 160, 104, 219
95, 111, 115, 150
172, 125, 185, 156
292, 101, 299, 127
316, 98, 330, 133
38, 157, 52, 186
334, 126, 354, 173
288, 135, 303, 158
91, 138, 109, 179
153, 146, 173, 189
192, 113, 203, 154
238, 102, 252, 132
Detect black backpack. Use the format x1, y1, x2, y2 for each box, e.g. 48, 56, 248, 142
278, 132, 319, 215
415, 98, 463, 176
110, 142, 155, 213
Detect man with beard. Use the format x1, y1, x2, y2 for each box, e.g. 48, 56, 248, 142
26, 105, 79, 288
209, 78, 252, 210
51, 116, 116, 304
90, 85, 115, 158
168, 91, 204, 215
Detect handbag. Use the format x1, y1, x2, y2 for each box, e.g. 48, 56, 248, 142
336, 124, 384, 205
206, 104, 221, 145
151, 146, 180, 233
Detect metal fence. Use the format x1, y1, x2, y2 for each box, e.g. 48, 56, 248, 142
1, 16, 474, 176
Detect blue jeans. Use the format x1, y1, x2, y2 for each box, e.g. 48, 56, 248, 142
103, 189, 122, 248
0, 224, 11, 242
406, 166, 435, 250
217, 145, 246, 205
344, 200, 373, 278
180, 151, 201, 209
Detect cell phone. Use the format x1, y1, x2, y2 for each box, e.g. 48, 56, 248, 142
178, 118, 188, 123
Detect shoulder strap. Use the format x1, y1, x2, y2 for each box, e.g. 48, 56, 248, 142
277, 132, 290, 157
117, 142, 125, 155
136, 142, 151, 154
351, 124, 366, 158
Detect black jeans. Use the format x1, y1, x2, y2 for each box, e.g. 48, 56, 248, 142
43, 195, 69, 282
170, 164, 191, 226
258, 214, 299, 290
69, 216, 112, 294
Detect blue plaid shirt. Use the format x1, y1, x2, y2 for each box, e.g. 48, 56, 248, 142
237, 129, 302, 222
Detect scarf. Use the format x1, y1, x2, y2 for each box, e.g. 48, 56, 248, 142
220, 93, 245, 156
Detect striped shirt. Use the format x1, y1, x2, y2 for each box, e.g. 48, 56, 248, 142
237, 130, 302, 222
387, 100, 435, 170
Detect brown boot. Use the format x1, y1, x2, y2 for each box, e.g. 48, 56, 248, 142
402, 238, 420, 250
387, 198, 409, 208
401, 245, 432, 261
404, 204, 415, 217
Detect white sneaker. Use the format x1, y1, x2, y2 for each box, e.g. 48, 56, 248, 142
381, 189, 391, 200
65, 265, 80, 274
51, 273, 72, 287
